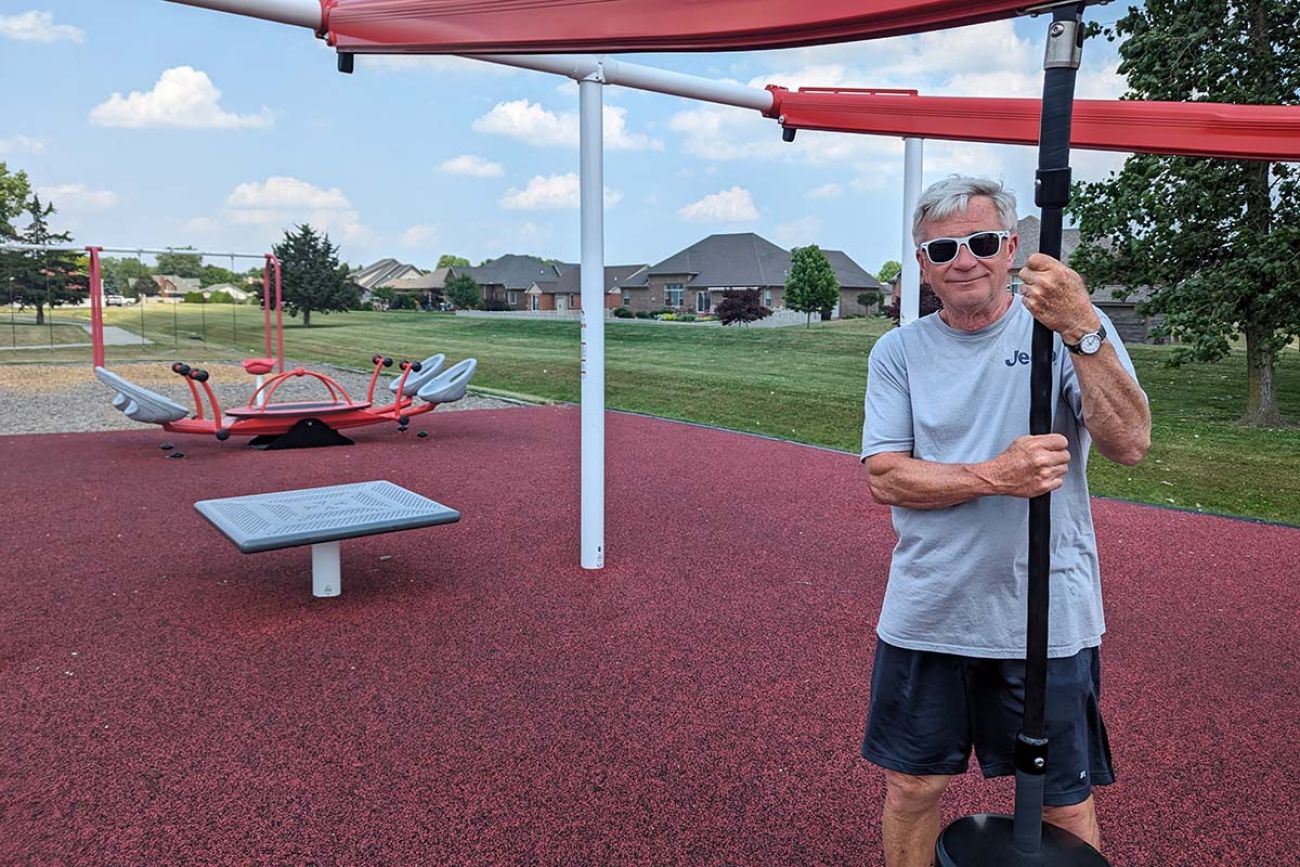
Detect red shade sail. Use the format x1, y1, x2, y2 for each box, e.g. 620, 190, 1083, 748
766, 88, 1300, 161
322, 0, 1033, 53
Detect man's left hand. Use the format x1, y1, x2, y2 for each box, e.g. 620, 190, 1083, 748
1017, 254, 1100, 345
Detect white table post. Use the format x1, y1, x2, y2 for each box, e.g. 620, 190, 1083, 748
311, 541, 341, 597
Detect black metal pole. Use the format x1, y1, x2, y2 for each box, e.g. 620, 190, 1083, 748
935, 4, 1109, 865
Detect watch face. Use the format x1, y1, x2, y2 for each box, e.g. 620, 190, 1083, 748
1080, 332, 1103, 354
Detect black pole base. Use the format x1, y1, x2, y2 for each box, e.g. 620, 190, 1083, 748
936, 815, 1109, 867
249, 418, 355, 450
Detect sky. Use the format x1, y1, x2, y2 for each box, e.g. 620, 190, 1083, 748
1, 2, 1138, 274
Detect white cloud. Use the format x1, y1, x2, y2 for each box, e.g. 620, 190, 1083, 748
222, 177, 372, 243
439, 154, 504, 178
774, 216, 823, 248
89, 67, 273, 130
678, 187, 759, 223
499, 173, 622, 210
668, 103, 899, 167
0, 11, 84, 43
805, 183, 843, 200
35, 183, 117, 211
399, 224, 439, 247
0, 135, 46, 156
473, 99, 662, 151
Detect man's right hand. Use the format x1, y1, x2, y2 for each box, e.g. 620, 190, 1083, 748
982, 434, 1071, 498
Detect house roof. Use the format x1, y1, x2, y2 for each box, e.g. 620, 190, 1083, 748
389, 267, 449, 292
1012, 215, 1082, 268
530, 264, 648, 295
823, 249, 882, 289
455, 254, 569, 290
351, 258, 423, 290
625, 233, 878, 290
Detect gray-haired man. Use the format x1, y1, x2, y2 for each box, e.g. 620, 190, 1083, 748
860, 175, 1150, 867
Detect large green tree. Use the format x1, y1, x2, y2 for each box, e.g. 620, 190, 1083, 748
271, 224, 358, 327
1, 162, 33, 240
1, 195, 85, 324
784, 244, 840, 326
155, 250, 204, 278
436, 254, 470, 268
102, 257, 153, 298
1069, 0, 1299, 425
444, 273, 482, 310
877, 259, 902, 285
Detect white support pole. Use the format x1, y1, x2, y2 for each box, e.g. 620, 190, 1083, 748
579, 76, 606, 570
311, 541, 341, 597
900, 137, 924, 325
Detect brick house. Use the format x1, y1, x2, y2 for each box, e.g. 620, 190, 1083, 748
619, 232, 881, 317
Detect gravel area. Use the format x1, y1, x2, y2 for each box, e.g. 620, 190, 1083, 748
0, 361, 525, 436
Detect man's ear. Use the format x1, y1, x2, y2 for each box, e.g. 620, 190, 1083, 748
1005, 233, 1018, 263
914, 247, 928, 282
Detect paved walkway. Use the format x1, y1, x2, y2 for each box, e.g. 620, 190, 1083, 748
0, 323, 150, 351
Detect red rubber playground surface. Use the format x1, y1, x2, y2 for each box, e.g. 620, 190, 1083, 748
1, 406, 1295, 865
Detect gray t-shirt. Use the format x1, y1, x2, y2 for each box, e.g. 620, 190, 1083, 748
861, 295, 1142, 659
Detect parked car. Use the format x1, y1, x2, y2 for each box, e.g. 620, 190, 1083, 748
105, 294, 128, 306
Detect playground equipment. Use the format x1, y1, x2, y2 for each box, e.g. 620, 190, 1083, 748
159, 1, 1297, 861
95, 352, 477, 448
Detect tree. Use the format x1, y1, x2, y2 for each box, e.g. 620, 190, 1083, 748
0, 195, 85, 324
1, 162, 33, 240
877, 260, 902, 285
444, 273, 482, 310
199, 263, 241, 288
436, 254, 470, 268
885, 282, 944, 324
715, 288, 772, 326
155, 250, 203, 278
271, 224, 358, 327
784, 244, 840, 326
102, 257, 153, 298
1069, 0, 1300, 426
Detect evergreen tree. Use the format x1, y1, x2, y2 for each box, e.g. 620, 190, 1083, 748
2, 195, 84, 325
1069, 0, 1299, 425
784, 245, 840, 326
271, 224, 358, 327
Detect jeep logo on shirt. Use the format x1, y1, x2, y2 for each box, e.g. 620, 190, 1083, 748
1005, 349, 1058, 366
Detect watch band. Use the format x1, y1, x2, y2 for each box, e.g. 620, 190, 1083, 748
1065, 323, 1107, 354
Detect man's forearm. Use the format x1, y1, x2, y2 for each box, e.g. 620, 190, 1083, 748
1072, 345, 1151, 465
866, 455, 1002, 510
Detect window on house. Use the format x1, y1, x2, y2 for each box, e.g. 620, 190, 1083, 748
665, 283, 684, 307
622, 292, 631, 307
764, 289, 773, 307
507, 290, 518, 305
696, 290, 710, 313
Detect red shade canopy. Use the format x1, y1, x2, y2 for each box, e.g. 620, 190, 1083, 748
323, 0, 1033, 53
766, 89, 1300, 161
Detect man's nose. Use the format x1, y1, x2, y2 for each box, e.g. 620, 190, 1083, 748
950, 242, 981, 268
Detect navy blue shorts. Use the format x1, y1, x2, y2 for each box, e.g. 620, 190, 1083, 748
863, 639, 1115, 806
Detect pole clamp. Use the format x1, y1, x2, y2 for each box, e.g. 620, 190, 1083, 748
1043, 17, 1084, 70
1015, 732, 1050, 776
1035, 167, 1073, 208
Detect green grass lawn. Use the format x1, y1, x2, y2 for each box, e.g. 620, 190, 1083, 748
0, 318, 93, 347
22, 304, 1300, 525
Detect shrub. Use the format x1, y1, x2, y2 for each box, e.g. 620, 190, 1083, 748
183, 291, 206, 304
612, 306, 633, 318
207, 290, 234, 305
634, 310, 652, 319
716, 288, 773, 326
483, 298, 512, 311
660, 312, 677, 321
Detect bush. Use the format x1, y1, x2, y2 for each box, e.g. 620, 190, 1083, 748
612, 306, 633, 318
207, 290, 234, 305
677, 313, 697, 322
483, 298, 512, 311
183, 291, 206, 304
716, 288, 773, 326
659, 312, 677, 321
634, 310, 652, 319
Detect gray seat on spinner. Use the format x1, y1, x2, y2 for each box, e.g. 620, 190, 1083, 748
388, 353, 445, 397
95, 366, 189, 425
416, 358, 477, 404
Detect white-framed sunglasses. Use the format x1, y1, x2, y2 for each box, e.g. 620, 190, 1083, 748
919, 230, 1010, 265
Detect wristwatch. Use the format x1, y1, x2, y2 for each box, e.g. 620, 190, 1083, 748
1065, 323, 1107, 355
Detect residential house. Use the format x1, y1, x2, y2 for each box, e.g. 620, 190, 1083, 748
452, 255, 568, 310
202, 282, 253, 302
527, 264, 647, 312
351, 258, 423, 293
150, 275, 201, 303
620, 233, 881, 317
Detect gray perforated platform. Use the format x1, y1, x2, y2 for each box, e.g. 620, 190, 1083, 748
195, 480, 460, 554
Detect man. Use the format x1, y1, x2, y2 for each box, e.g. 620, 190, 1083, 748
860, 175, 1150, 867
